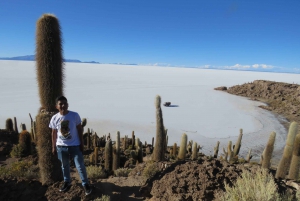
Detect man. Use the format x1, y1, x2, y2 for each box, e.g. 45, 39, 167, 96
49, 96, 92, 195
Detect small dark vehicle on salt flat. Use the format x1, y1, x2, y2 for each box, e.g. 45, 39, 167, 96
163, 102, 171, 107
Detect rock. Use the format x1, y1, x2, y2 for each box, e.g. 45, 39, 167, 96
214, 86, 227, 91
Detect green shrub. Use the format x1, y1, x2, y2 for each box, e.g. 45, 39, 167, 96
86, 165, 107, 179
142, 161, 159, 179
114, 168, 132, 177
219, 167, 285, 201
93, 195, 110, 201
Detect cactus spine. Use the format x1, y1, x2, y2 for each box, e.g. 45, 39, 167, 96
153, 95, 166, 161
113, 131, 120, 171
105, 139, 112, 172
5, 118, 13, 131
213, 141, 220, 158
276, 122, 298, 179
178, 133, 187, 160
261, 132, 276, 168
192, 142, 198, 160
288, 133, 300, 180
35, 13, 64, 185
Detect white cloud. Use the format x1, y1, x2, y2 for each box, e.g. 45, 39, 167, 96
252, 64, 259, 68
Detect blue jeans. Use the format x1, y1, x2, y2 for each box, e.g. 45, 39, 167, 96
56, 145, 89, 186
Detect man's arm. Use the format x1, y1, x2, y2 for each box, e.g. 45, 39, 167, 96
76, 124, 84, 152
51, 129, 58, 155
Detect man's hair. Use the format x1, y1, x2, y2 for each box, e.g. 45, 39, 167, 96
55, 96, 68, 104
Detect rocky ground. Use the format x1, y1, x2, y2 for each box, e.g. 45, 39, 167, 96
215, 80, 300, 133
1, 79, 300, 200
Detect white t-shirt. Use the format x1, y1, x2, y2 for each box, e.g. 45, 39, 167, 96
49, 111, 81, 146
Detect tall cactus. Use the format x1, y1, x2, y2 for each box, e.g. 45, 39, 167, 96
105, 139, 112, 173
113, 131, 120, 171
178, 133, 187, 160
5, 118, 13, 131
153, 95, 166, 161
288, 133, 300, 180
35, 14, 64, 185
276, 122, 298, 179
261, 132, 276, 169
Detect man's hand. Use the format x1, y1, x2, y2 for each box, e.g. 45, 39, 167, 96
52, 146, 57, 155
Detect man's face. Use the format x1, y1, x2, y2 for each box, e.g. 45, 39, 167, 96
56, 100, 68, 113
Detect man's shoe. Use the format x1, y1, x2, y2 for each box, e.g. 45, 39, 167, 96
83, 184, 92, 195
59, 181, 71, 192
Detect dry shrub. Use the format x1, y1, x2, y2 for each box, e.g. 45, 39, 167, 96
219, 166, 297, 201
0, 160, 39, 179
114, 168, 132, 177
93, 195, 110, 201
10, 144, 24, 158
142, 161, 159, 179
86, 165, 107, 179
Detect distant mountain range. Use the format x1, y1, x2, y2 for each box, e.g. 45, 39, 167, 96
0, 55, 100, 64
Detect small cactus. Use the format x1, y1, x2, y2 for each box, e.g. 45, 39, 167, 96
178, 133, 187, 160
276, 122, 298, 179
213, 141, 220, 158
192, 142, 198, 160
94, 147, 99, 165
261, 132, 276, 169
137, 140, 143, 163
233, 129, 243, 157
246, 149, 252, 163
223, 147, 228, 161
81, 118, 87, 133
19, 130, 32, 156
288, 133, 300, 180
13, 117, 18, 133
173, 143, 177, 156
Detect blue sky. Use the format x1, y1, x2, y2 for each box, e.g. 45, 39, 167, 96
1, 0, 300, 72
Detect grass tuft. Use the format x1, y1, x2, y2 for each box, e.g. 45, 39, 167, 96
114, 168, 132, 177
142, 161, 159, 179
86, 165, 107, 179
